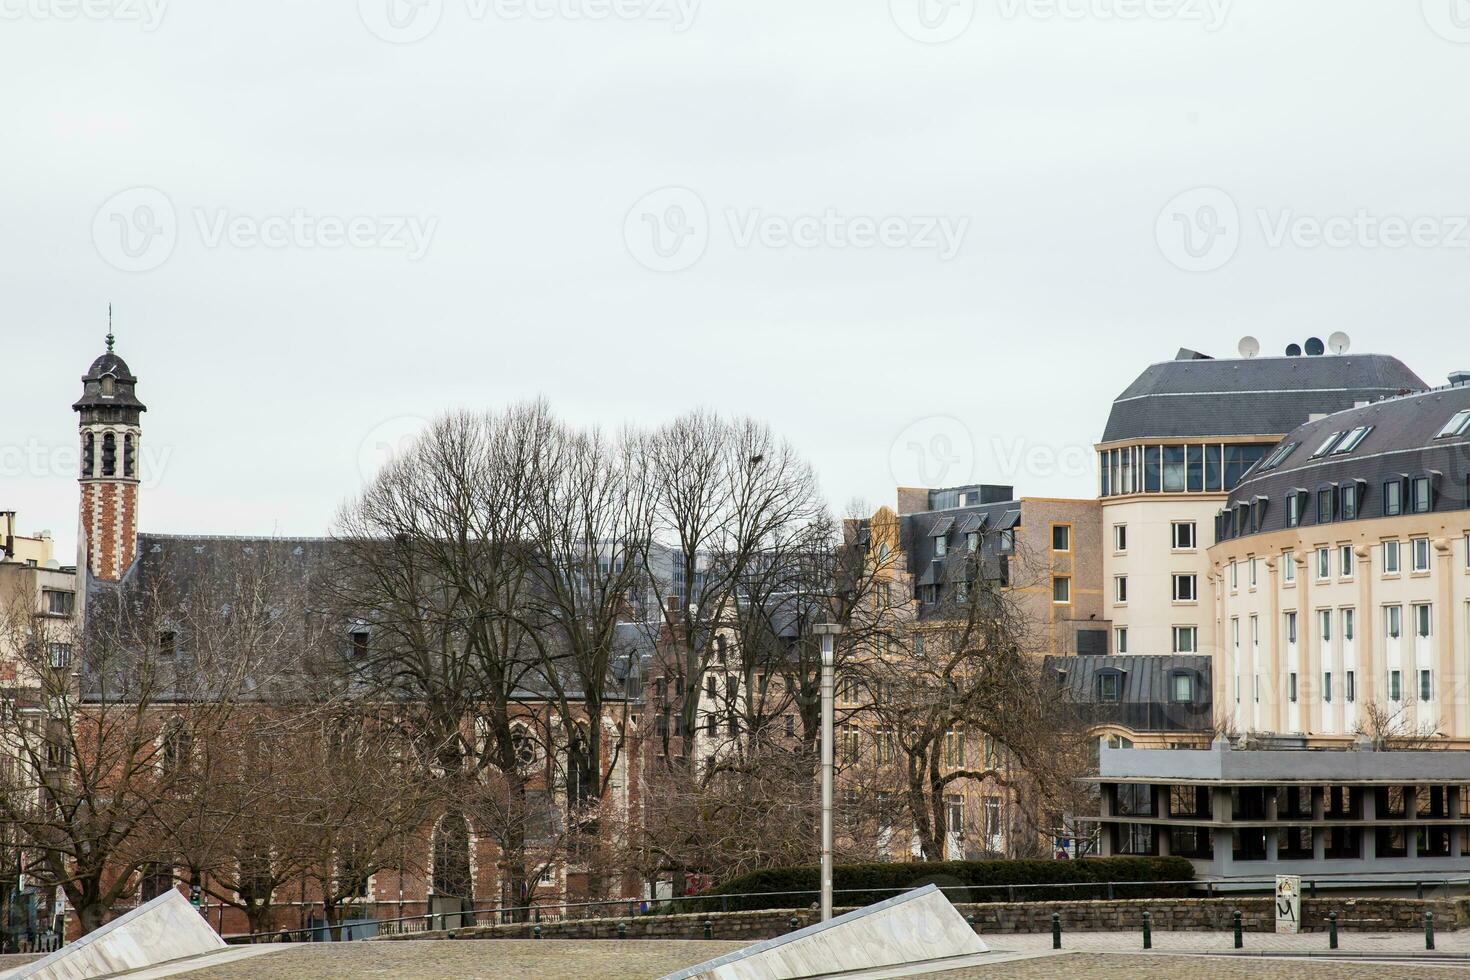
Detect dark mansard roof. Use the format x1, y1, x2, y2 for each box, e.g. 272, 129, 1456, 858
1102, 352, 1424, 444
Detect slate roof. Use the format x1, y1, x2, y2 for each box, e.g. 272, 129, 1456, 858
73, 347, 147, 412
1044, 654, 1214, 734
87, 533, 648, 703
1101, 353, 1425, 443
1223, 382, 1470, 538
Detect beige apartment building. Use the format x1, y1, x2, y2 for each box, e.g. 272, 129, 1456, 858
1097, 347, 1424, 665
0, 514, 78, 683
1211, 377, 1470, 745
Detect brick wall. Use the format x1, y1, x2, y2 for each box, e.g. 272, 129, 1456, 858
376, 894, 1470, 942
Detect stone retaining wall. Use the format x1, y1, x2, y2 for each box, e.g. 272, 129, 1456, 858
376, 894, 1470, 943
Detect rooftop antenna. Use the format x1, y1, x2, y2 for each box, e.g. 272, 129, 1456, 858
1237, 336, 1260, 359
106, 303, 115, 353
1328, 331, 1351, 354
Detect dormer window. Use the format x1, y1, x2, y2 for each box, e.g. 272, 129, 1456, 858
1310, 431, 1344, 458
1438, 409, 1470, 438
100, 375, 116, 397
1097, 671, 1122, 702
1331, 426, 1373, 454
1170, 672, 1195, 703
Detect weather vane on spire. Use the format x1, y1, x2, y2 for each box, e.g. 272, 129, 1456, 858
106, 304, 115, 353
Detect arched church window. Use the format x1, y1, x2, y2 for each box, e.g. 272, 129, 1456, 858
432, 812, 473, 904
567, 727, 592, 809
510, 725, 538, 770
101, 432, 117, 477
83, 433, 95, 478
124, 433, 136, 478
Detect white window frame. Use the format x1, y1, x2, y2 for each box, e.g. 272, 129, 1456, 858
1412, 537, 1431, 573
1172, 573, 1197, 603
1172, 625, 1198, 654
1384, 540, 1401, 576
1171, 521, 1197, 551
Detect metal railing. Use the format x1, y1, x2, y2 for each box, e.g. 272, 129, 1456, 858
221, 873, 1470, 944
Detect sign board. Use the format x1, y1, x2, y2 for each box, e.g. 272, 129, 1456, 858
1275, 875, 1301, 934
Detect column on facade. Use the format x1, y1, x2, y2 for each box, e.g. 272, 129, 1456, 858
1264, 556, 1282, 733
1435, 537, 1462, 738
1357, 546, 1378, 712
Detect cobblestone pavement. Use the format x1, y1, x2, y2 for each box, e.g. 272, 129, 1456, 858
173, 939, 747, 979
926, 953, 1470, 979
999, 928, 1470, 956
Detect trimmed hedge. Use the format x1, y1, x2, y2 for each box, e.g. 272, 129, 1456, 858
694, 856, 1194, 911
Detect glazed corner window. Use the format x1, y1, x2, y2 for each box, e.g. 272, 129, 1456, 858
1052, 575, 1072, 604
1384, 540, 1401, 575
1412, 538, 1432, 573
1097, 673, 1121, 702
1171, 626, 1198, 654
1113, 524, 1127, 552
44, 590, 75, 616
1052, 524, 1071, 552
1384, 479, 1404, 517
1171, 574, 1197, 602
1171, 521, 1196, 550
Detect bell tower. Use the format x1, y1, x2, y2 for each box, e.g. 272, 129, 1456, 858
73, 317, 146, 581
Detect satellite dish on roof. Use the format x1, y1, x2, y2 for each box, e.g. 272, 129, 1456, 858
1305, 336, 1326, 356
1328, 330, 1351, 354
1237, 336, 1260, 359
1285, 343, 1302, 357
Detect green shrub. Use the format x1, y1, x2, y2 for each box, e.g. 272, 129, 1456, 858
693, 856, 1194, 911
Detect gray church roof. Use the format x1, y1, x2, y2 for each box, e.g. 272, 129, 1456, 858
1101, 353, 1425, 443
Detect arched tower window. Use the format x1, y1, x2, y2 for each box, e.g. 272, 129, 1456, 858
100, 375, 116, 397
432, 812, 473, 903
101, 432, 117, 477
124, 433, 136, 478
83, 432, 95, 478
567, 727, 592, 810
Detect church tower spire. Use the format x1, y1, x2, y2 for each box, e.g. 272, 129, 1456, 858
73, 318, 146, 581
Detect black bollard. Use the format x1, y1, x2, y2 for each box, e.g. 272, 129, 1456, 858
1232, 910, 1242, 949
1328, 912, 1337, 950
533, 924, 541, 940
703, 920, 713, 940
618, 922, 627, 940
789, 915, 800, 932
1142, 910, 1151, 950
1052, 912, 1062, 950
1426, 911, 1435, 950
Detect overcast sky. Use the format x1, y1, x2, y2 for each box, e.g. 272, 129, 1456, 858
5, 0, 1469, 558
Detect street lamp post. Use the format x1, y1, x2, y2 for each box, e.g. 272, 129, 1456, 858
812, 623, 843, 922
